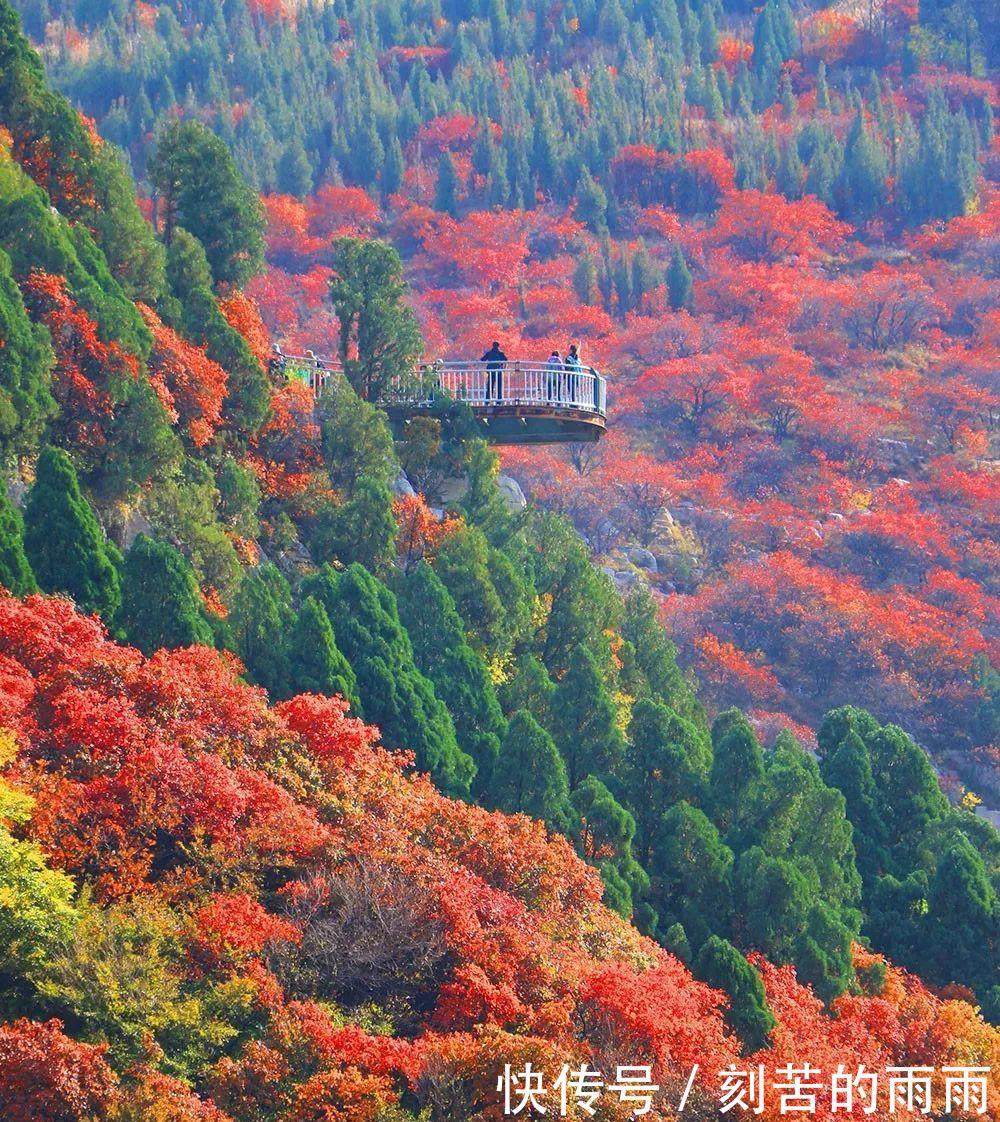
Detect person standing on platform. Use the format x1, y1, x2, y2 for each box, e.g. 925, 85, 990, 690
546, 350, 563, 401
481, 341, 507, 401
564, 343, 582, 405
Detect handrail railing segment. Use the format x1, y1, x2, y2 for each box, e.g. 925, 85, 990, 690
273, 353, 608, 418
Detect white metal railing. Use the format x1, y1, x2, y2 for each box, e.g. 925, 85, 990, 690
271, 352, 607, 417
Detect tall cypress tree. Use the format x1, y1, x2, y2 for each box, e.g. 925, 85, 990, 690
695, 936, 776, 1052
499, 653, 555, 725
396, 561, 506, 793
815, 61, 831, 111
434, 152, 459, 215
751, 4, 782, 109
666, 245, 694, 312
709, 709, 765, 835
229, 562, 295, 698
489, 710, 575, 832
118, 534, 213, 654
573, 252, 598, 304
625, 698, 711, 863
573, 775, 649, 922
819, 728, 889, 879
835, 112, 888, 223
653, 802, 734, 950
23, 446, 120, 620
776, 137, 805, 199
550, 643, 625, 789
900, 91, 978, 224
0, 248, 55, 464
286, 595, 360, 708
926, 833, 998, 998
576, 169, 609, 235
310, 476, 397, 574
303, 563, 474, 796
0, 489, 36, 597
149, 119, 265, 287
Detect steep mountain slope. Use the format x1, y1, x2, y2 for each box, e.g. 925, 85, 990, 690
22, 0, 995, 783
0, 589, 998, 1120
0, 2, 998, 1115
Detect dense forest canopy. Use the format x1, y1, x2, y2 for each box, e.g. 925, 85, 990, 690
0, 0, 997, 1117
21, 0, 998, 774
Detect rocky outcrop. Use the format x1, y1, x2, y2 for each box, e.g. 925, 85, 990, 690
497, 473, 527, 511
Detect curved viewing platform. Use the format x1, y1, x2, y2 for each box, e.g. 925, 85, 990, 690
274, 352, 609, 445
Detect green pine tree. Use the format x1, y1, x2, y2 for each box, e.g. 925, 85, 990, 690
835, 112, 888, 223
434, 151, 459, 215
815, 60, 831, 111
118, 533, 213, 654
382, 136, 405, 200
695, 936, 776, 1052
23, 446, 120, 620
776, 138, 806, 199
573, 775, 649, 921
310, 476, 397, 574
489, 710, 575, 832
149, 119, 265, 287
432, 524, 509, 657
625, 698, 711, 863
328, 237, 423, 403
576, 168, 609, 235
499, 653, 555, 724
229, 562, 295, 698
277, 138, 313, 198
0, 489, 36, 596
550, 644, 625, 789
926, 833, 998, 999
303, 563, 474, 796
286, 595, 360, 708
0, 248, 55, 464
666, 245, 694, 312
710, 709, 765, 834
573, 251, 598, 304
653, 801, 734, 950
397, 560, 506, 793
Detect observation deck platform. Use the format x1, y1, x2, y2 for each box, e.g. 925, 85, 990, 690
274, 353, 608, 445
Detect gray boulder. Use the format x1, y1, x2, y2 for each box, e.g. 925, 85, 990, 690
390, 470, 416, 498
496, 473, 527, 511
614, 570, 640, 591
628, 547, 658, 572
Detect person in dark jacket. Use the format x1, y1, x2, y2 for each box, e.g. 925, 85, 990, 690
481, 341, 507, 401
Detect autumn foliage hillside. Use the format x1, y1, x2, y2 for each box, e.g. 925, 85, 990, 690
0, 589, 997, 1121
1, 1, 999, 1114
248, 148, 1000, 795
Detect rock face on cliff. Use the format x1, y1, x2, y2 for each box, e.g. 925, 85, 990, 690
497, 473, 527, 511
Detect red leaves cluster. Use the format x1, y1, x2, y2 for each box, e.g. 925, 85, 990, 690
578, 959, 736, 1080
415, 113, 480, 152
393, 493, 462, 570
22, 270, 138, 450
711, 191, 850, 263
611, 145, 733, 211
248, 380, 325, 501
0, 593, 330, 897
219, 290, 272, 368
139, 302, 227, 446
0, 1019, 117, 1122
194, 893, 301, 962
